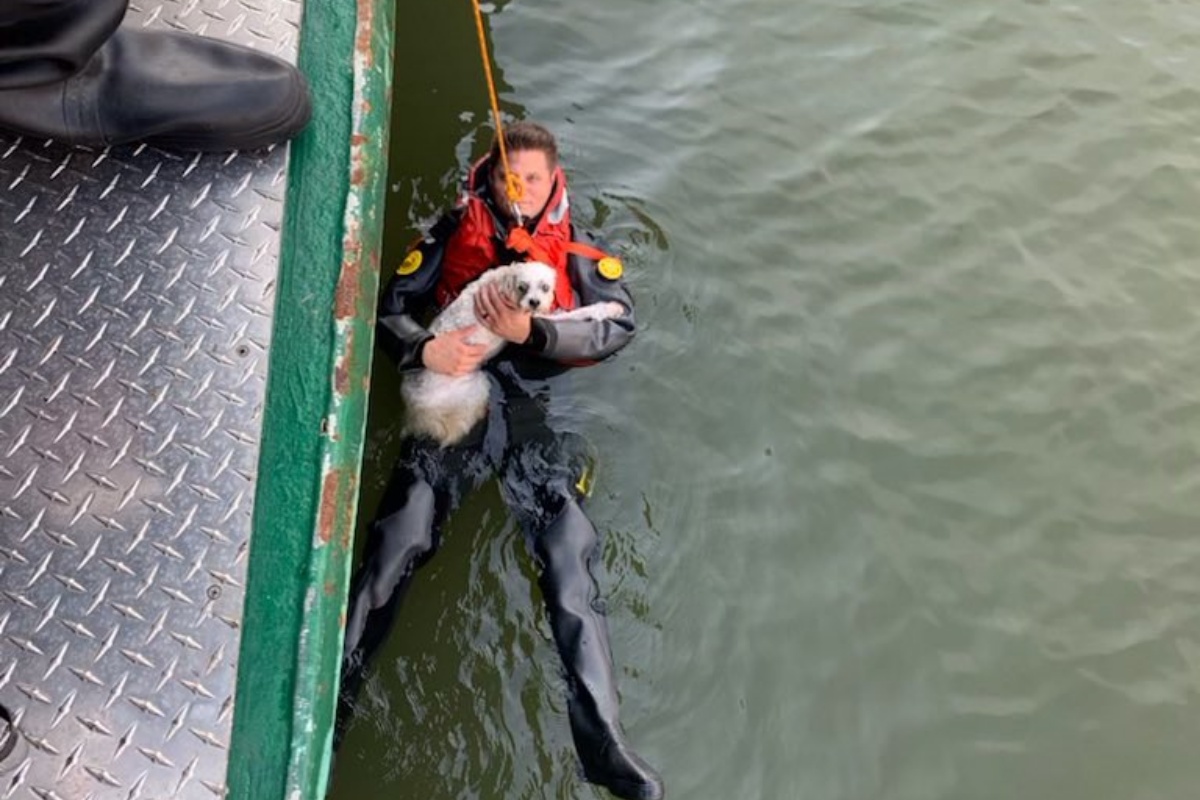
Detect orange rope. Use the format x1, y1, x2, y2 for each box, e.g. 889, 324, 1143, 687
470, 0, 523, 215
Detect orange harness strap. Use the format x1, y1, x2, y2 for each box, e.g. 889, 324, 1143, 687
505, 227, 552, 264
506, 227, 611, 265
563, 241, 611, 262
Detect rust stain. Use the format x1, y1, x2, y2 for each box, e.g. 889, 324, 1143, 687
334, 248, 361, 320
340, 526, 353, 553
348, 124, 368, 186
334, 326, 355, 397
338, 471, 358, 552
356, 0, 375, 69
316, 469, 343, 545
316, 467, 359, 551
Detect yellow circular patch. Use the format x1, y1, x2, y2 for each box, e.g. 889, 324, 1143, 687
597, 257, 624, 281
397, 250, 423, 276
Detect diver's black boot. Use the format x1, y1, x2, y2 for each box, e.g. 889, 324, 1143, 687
0, 26, 310, 150
335, 478, 439, 750
535, 500, 664, 800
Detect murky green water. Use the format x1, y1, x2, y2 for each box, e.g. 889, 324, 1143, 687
329, 1, 1200, 798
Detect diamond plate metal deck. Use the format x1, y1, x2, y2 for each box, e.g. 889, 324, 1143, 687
0, 2, 303, 798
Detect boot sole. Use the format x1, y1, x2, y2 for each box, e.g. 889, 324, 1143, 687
598, 777, 665, 800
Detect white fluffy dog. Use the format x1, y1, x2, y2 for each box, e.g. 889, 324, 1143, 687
402, 261, 624, 447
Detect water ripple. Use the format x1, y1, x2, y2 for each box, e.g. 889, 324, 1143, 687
336, 0, 1200, 798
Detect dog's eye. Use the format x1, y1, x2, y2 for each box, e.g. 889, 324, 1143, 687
518, 282, 529, 294
540, 283, 550, 292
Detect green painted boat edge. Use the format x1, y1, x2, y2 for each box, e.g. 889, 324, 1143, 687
227, 1, 393, 799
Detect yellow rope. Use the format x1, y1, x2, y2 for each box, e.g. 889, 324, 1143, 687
470, 0, 524, 213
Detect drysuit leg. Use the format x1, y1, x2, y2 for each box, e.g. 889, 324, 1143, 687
336, 433, 488, 747
502, 425, 664, 800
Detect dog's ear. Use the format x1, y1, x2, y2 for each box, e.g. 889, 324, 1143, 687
500, 270, 521, 300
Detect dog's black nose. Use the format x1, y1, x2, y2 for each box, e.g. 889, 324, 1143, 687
529, 298, 541, 310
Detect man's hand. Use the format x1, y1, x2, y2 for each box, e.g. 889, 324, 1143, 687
421, 327, 489, 376
476, 283, 532, 344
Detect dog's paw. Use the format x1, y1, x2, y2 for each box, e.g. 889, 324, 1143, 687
597, 301, 626, 319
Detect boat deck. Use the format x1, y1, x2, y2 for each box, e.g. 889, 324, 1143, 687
0, 1, 360, 798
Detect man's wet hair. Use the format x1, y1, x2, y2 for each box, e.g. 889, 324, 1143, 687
490, 121, 559, 170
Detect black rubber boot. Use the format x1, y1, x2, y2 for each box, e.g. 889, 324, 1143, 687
534, 500, 664, 800
0, 25, 310, 150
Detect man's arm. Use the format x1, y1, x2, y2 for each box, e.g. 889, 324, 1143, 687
526, 232, 636, 363
377, 211, 458, 372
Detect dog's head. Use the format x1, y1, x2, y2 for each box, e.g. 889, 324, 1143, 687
500, 261, 557, 313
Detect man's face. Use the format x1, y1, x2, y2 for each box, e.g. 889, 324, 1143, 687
491, 149, 554, 222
